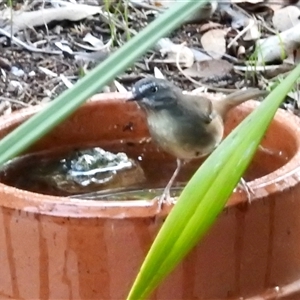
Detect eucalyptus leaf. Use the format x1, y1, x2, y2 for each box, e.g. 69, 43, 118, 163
127, 65, 300, 299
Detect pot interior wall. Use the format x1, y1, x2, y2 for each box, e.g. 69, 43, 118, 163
1, 100, 296, 190
1, 100, 300, 300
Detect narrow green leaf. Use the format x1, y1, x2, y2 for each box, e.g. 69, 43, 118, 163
127, 65, 300, 299
0, 0, 209, 166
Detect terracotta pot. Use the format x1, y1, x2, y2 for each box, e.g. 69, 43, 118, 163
1, 94, 300, 300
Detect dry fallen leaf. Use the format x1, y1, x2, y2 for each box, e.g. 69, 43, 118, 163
201, 29, 228, 59
183, 59, 233, 78
1, 4, 102, 34
199, 21, 222, 33
273, 5, 300, 32
170, 44, 194, 68
83, 33, 104, 48
156, 38, 194, 67
154, 67, 165, 79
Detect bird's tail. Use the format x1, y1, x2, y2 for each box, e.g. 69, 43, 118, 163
213, 89, 268, 119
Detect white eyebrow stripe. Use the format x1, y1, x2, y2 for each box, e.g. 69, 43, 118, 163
139, 82, 155, 94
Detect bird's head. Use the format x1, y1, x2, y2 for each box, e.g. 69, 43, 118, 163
128, 77, 179, 110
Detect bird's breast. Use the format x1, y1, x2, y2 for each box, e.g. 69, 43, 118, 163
146, 109, 224, 160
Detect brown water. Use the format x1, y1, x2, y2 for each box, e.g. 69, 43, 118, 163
0, 140, 289, 200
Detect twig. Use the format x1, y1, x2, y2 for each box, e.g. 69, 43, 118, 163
0, 96, 31, 107
0, 27, 62, 55
234, 65, 283, 72
227, 18, 256, 49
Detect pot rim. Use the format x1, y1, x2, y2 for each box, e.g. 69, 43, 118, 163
0, 93, 299, 218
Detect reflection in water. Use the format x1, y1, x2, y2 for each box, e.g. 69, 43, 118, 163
56, 147, 145, 193
0, 141, 290, 201
0, 147, 145, 197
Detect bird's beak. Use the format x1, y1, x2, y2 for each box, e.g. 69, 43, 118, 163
126, 88, 139, 102
127, 92, 136, 101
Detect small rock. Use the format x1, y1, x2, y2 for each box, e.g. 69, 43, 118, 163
11, 66, 25, 77
53, 25, 63, 35
28, 71, 36, 77
7, 80, 23, 94
36, 32, 44, 41
45, 89, 52, 97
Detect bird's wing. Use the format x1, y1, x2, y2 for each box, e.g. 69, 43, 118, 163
178, 94, 215, 124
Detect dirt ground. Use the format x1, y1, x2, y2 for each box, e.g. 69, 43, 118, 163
0, 0, 299, 114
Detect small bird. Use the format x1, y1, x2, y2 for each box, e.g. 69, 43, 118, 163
128, 77, 267, 206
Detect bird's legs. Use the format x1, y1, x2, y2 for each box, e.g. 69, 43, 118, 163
238, 177, 255, 203
158, 158, 182, 208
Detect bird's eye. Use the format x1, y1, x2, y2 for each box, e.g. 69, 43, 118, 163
150, 86, 158, 93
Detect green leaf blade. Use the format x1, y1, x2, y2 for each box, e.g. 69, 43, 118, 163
127, 64, 300, 300
0, 0, 210, 166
